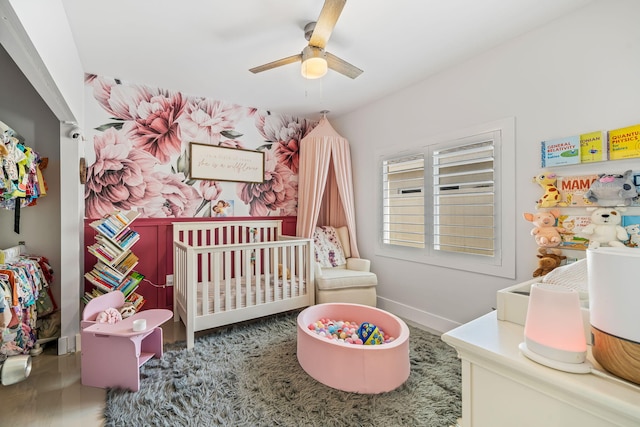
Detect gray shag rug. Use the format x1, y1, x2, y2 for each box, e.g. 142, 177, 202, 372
104, 310, 461, 426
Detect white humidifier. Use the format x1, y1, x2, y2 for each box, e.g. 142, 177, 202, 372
587, 247, 640, 385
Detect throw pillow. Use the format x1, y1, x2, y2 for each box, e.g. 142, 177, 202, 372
313, 226, 347, 267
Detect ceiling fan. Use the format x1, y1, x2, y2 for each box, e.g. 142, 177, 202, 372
249, 0, 363, 79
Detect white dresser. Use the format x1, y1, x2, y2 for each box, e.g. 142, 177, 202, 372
442, 311, 640, 427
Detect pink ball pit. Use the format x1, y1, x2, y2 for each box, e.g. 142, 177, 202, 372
297, 303, 410, 394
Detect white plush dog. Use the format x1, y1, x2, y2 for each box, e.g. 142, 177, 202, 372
580, 207, 628, 249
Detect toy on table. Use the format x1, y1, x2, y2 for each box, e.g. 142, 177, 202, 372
579, 207, 628, 249
533, 248, 567, 277
96, 307, 122, 324
533, 172, 567, 208
584, 170, 638, 206
523, 209, 565, 248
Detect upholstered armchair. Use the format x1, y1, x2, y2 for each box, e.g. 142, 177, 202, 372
313, 226, 377, 307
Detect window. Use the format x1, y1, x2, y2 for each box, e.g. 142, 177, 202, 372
432, 137, 495, 257
382, 154, 425, 248
377, 118, 515, 278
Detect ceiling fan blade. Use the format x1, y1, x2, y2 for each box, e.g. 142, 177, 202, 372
309, 0, 346, 49
326, 52, 363, 79
249, 54, 302, 74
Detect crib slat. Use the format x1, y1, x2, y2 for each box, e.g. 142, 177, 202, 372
273, 246, 279, 301
202, 252, 209, 316
255, 247, 262, 305
225, 251, 232, 311
264, 247, 271, 303
234, 248, 241, 309
213, 252, 220, 313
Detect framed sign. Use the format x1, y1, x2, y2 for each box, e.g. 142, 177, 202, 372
190, 142, 265, 183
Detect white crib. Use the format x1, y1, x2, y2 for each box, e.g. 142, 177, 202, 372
172, 220, 314, 349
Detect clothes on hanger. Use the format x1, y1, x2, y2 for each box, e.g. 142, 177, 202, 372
0, 252, 54, 356
0, 120, 48, 233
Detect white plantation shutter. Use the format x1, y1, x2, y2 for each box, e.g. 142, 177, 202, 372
382, 154, 425, 248
432, 137, 495, 256
377, 118, 515, 279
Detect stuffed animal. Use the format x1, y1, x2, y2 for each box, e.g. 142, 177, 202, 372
278, 263, 291, 279
119, 302, 137, 319
533, 248, 567, 277
533, 172, 567, 208
584, 170, 638, 206
96, 307, 122, 324
579, 207, 628, 249
624, 224, 640, 247
523, 209, 565, 247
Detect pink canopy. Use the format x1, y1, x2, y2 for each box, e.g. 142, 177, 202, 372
296, 117, 360, 258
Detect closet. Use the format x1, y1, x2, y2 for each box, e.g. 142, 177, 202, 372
1, 119, 59, 358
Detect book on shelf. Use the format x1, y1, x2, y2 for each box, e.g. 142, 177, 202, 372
117, 271, 145, 297
126, 292, 146, 311
558, 215, 591, 250
114, 252, 139, 274
557, 174, 598, 206
608, 124, 640, 160
541, 135, 581, 167
580, 131, 607, 163
95, 234, 125, 254
85, 210, 145, 313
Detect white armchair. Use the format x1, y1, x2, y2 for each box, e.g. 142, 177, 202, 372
313, 226, 377, 307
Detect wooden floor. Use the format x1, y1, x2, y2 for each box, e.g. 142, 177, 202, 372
0, 319, 186, 427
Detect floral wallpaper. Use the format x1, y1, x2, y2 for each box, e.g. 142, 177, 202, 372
83, 74, 317, 219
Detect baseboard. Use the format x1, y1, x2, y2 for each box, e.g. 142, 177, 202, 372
377, 296, 461, 334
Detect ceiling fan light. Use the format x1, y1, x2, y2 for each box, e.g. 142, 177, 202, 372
301, 46, 328, 79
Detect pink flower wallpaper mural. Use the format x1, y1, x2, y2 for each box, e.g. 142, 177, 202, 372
84, 75, 316, 218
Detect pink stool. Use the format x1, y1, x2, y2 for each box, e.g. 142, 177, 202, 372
297, 303, 410, 394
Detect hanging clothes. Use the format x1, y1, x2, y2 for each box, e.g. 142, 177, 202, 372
0, 251, 54, 356
0, 120, 48, 233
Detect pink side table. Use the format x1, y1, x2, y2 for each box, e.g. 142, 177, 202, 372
81, 309, 172, 392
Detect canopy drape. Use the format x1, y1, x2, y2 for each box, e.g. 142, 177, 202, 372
296, 117, 360, 258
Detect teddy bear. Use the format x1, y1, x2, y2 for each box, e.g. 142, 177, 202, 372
579, 207, 628, 249
523, 209, 565, 248
584, 170, 638, 206
533, 247, 567, 277
624, 223, 640, 247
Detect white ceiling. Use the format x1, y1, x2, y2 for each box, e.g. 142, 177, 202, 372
61, 0, 593, 120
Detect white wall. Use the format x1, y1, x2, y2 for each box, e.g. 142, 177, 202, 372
333, 0, 640, 332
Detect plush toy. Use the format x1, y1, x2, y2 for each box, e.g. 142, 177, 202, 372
533, 248, 567, 277
357, 322, 384, 345
579, 207, 628, 249
584, 170, 638, 206
523, 209, 565, 247
624, 224, 640, 247
119, 302, 137, 319
96, 307, 122, 324
278, 263, 291, 279
533, 172, 567, 208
